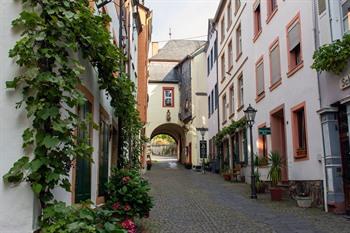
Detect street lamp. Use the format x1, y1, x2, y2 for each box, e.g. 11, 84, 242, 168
96, 0, 112, 9
199, 128, 206, 174
244, 104, 257, 199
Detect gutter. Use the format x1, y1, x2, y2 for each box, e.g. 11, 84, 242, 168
312, 0, 328, 212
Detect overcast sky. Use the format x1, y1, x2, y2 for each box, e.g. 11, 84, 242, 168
145, 0, 220, 44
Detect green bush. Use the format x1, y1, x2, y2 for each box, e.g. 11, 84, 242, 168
106, 168, 153, 219
41, 201, 126, 233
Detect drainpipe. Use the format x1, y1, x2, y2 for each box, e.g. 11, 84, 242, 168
312, 0, 328, 212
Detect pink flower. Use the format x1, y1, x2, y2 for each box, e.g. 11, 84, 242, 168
124, 204, 131, 211
122, 176, 131, 184
112, 202, 120, 210
121, 219, 136, 233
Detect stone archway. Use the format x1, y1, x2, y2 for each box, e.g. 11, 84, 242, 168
150, 123, 186, 163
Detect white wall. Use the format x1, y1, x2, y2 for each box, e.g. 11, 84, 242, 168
0, 1, 118, 231
243, 0, 323, 181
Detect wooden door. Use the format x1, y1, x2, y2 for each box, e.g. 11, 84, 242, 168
75, 101, 92, 203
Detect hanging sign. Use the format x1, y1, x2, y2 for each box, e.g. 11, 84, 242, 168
259, 127, 271, 135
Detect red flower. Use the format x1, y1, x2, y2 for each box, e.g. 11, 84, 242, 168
122, 176, 131, 184
112, 202, 120, 210
121, 218, 136, 233
124, 204, 131, 211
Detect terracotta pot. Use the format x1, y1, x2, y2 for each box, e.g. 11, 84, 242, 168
223, 174, 231, 181
270, 188, 283, 201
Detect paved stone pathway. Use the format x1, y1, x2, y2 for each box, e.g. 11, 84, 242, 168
138, 161, 350, 233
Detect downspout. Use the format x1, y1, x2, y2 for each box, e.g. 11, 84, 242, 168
118, 0, 124, 167
312, 0, 328, 212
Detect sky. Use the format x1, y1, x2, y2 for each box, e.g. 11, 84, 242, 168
145, 0, 220, 45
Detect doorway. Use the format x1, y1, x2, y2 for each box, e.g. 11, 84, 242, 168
270, 105, 288, 182
339, 104, 350, 213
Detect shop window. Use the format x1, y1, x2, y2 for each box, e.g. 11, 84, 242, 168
163, 87, 174, 107
342, 0, 350, 33
257, 124, 268, 158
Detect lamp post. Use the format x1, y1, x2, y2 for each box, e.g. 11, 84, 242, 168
244, 104, 257, 199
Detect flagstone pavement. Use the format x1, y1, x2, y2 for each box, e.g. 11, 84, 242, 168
137, 160, 350, 233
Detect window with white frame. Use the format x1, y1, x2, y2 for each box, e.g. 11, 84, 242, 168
236, 24, 242, 58
227, 1, 232, 29
238, 75, 244, 108
222, 94, 227, 122
228, 41, 233, 69
256, 59, 265, 96
229, 85, 234, 115
342, 0, 350, 33
163, 88, 174, 107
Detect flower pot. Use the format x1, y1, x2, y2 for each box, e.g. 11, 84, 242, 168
295, 196, 312, 208
270, 188, 283, 201
223, 174, 231, 181
146, 163, 152, 170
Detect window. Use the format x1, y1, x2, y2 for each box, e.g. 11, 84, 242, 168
269, 40, 281, 87
211, 90, 214, 114
267, 0, 278, 19
228, 41, 233, 69
214, 39, 218, 60
342, 0, 350, 33
236, 24, 242, 58
98, 110, 110, 198
221, 53, 225, 81
229, 85, 235, 115
286, 14, 303, 74
253, 1, 262, 39
238, 75, 244, 108
215, 84, 219, 109
292, 103, 308, 159
235, 0, 241, 14
210, 48, 214, 69
208, 96, 211, 117
222, 94, 227, 122
257, 124, 268, 157
221, 17, 225, 42
227, 1, 232, 29
256, 57, 265, 98
318, 0, 326, 15
163, 87, 174, 107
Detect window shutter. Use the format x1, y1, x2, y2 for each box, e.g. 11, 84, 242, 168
256, 62, 264, 94
270, 45, 281, 84
288, 22, 300, 51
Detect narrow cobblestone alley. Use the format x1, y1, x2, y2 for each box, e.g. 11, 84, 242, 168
139, 160, 350, 233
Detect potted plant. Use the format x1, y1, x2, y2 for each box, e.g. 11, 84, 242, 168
255, 170, 266, 193
222, 166, 232, 181
267, 151, 283, 201
146, 155, 152, 170
295, 184, 312, 208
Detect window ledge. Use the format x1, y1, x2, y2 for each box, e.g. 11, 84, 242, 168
255, 92, 265, 103
266, 8, 278, 24
236, 52, 242, 62
228, 65, 234, 72
237, 105, 244, 112
294, 149, 308, 161
220, 76, 226, 84
229, 112, 235, 119
287, 61, 304, 78
269, 79, 282, 92
222, 120, 227, 125
253, 30, 262, 43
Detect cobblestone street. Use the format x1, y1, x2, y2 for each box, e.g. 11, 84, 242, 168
138, 160, 350, 233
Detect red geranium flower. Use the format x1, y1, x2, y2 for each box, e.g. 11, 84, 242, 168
112, 202, 121, 210
124, 204, 131, 211
122, 176, 131, 184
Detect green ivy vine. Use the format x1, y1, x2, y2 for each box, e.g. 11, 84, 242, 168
215, 118, 246, 145
3, 0, 142, 211
312, 33, 350, 74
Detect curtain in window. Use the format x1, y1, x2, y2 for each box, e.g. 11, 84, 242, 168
270, 45, 281, 84
256, 62, 264, 95
288, 22, 300, 51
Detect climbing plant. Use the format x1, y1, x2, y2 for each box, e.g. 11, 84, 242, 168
312, 33, 350, 74
215, 118, 246, 145
3, 0, 142, 212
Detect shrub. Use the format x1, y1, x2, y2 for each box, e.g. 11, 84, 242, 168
106, 168, 153, 219
40, 201, 126, 233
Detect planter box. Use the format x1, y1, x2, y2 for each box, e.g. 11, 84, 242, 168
295, 196, 312, 208
270, 188, 283, 201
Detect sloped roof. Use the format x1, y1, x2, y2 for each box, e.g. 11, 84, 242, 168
150, 40, 206, 61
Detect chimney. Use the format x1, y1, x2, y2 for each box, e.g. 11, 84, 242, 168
152, 42, 159, 56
